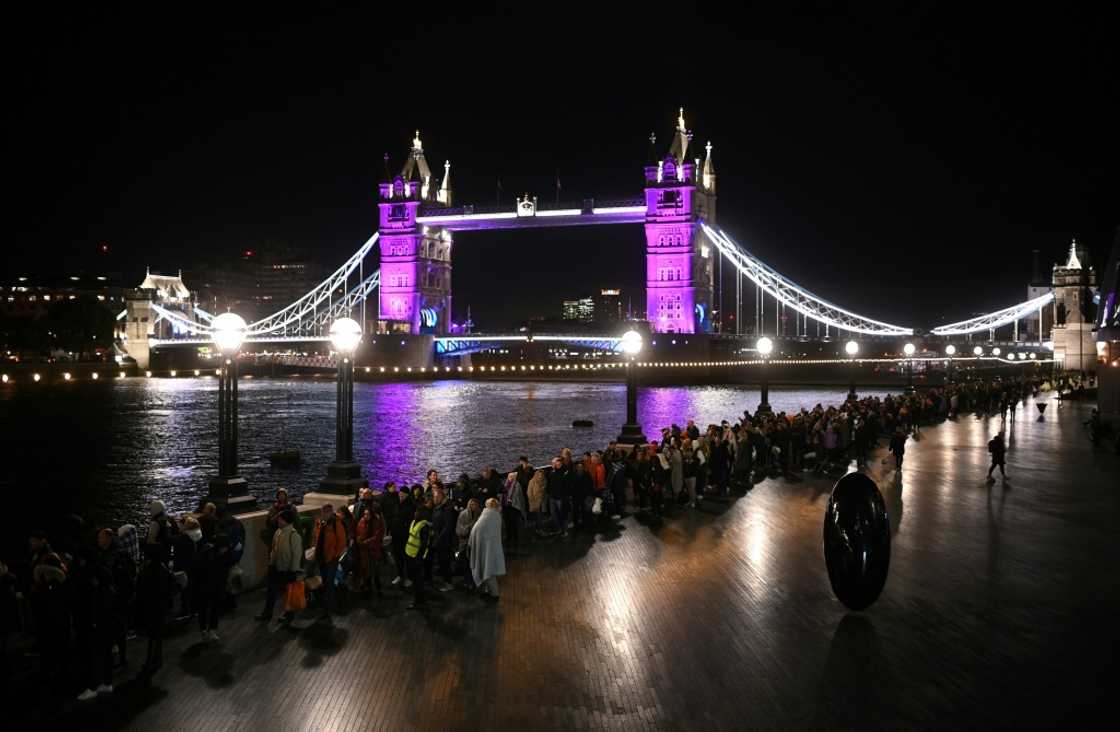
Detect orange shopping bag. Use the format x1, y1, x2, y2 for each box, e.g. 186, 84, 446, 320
284, 580, 307, 613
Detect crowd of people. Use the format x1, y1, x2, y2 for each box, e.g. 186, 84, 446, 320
0, 373, 1043, 702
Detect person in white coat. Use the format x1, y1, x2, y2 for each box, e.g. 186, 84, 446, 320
468, 499, 506, 600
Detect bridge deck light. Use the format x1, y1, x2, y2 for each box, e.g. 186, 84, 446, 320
91, 372, 99, 380
63, 372, 72, 380
1, 374, 8, 383
33, 373, 41, 382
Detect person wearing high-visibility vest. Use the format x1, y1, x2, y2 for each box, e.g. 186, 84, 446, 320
404, 506, 433, 610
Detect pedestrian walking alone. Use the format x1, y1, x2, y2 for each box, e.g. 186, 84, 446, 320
987, 432, 1008, 482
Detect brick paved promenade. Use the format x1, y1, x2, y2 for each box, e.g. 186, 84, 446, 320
11, 394, 1118, 730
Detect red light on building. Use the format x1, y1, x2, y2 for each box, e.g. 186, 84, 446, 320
99, 243, 109, 253
244, 250, 255, 258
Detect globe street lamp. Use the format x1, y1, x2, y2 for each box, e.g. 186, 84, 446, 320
903, 342, 916, 393
208, 312, 254, 512
845, 340, 859, 401
757, 337, 773, 414
616, 330, 648, 445
320, 317, 365, 494
973, 346, 983, 357
945, 344, 956, 384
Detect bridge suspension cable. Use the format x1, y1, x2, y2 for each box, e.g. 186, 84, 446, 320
244, 233, 379, 337
928, 291, 1054, 336
701, 225, 914, 336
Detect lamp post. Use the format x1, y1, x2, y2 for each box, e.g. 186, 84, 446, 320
320, 317, 365, 494
903, 342, 916, 393
945, 344, 956, 384
845, 340, 859, 401
757, 336, 773, 414
208, 312, 254, 512
616, 329, 648, 445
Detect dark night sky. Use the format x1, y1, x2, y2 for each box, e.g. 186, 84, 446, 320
4, 4, 1117, 330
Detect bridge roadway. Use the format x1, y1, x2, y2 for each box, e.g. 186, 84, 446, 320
10, 393, 1115, 729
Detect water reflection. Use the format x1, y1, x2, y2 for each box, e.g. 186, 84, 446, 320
0, 379, 891, 534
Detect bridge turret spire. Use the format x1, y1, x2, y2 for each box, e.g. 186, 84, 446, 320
437, 160, 452, 206
669, 107, 690, 162
703, 140, 716, 192
1065, 238, 1083, 270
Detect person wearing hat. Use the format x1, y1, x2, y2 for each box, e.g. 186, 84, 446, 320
144, 500, 175, 563
256, 509, 303, 624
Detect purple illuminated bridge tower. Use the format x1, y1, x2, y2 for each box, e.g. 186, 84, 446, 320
377, 131, 453, 335
644, 108, 717, 334
376, 111, 716, 336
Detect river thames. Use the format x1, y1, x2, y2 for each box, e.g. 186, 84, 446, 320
0, 378, 890, 538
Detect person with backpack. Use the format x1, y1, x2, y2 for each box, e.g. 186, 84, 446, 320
216, 508, 245, 609
144, 500, 176, 564
987, 432, 1008, 482
310, 504, 347, 622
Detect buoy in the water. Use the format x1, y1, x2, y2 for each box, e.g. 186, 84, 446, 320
572, 419, 594, 428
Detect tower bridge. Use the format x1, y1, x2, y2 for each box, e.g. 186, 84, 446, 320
121, 109, 1100, 372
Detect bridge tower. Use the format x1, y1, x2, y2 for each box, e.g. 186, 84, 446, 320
377, 131, 453, 335
119, 269, 194, 369
1051, 238, 1098, 372
644, 109, 717, 334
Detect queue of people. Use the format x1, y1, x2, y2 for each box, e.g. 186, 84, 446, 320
2, 372, 1039, 702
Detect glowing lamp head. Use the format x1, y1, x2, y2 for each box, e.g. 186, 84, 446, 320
620, 330, 643, 356
903, 342, 916, 357
992, 347, 1001, 356
756, 337, 773, 357
329, 317, 362, 355
1029, 352, 1037, 360
844, 340, 859, 357
945, 344, 957, 356
211, 312, 248, 353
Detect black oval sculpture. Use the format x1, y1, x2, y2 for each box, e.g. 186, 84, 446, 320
823, 472, 890, 611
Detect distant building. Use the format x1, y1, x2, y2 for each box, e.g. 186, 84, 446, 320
594, 288, 623, 324
1, 273, 128, 321
562, 296, 594, 323
189, 245, 325, 320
